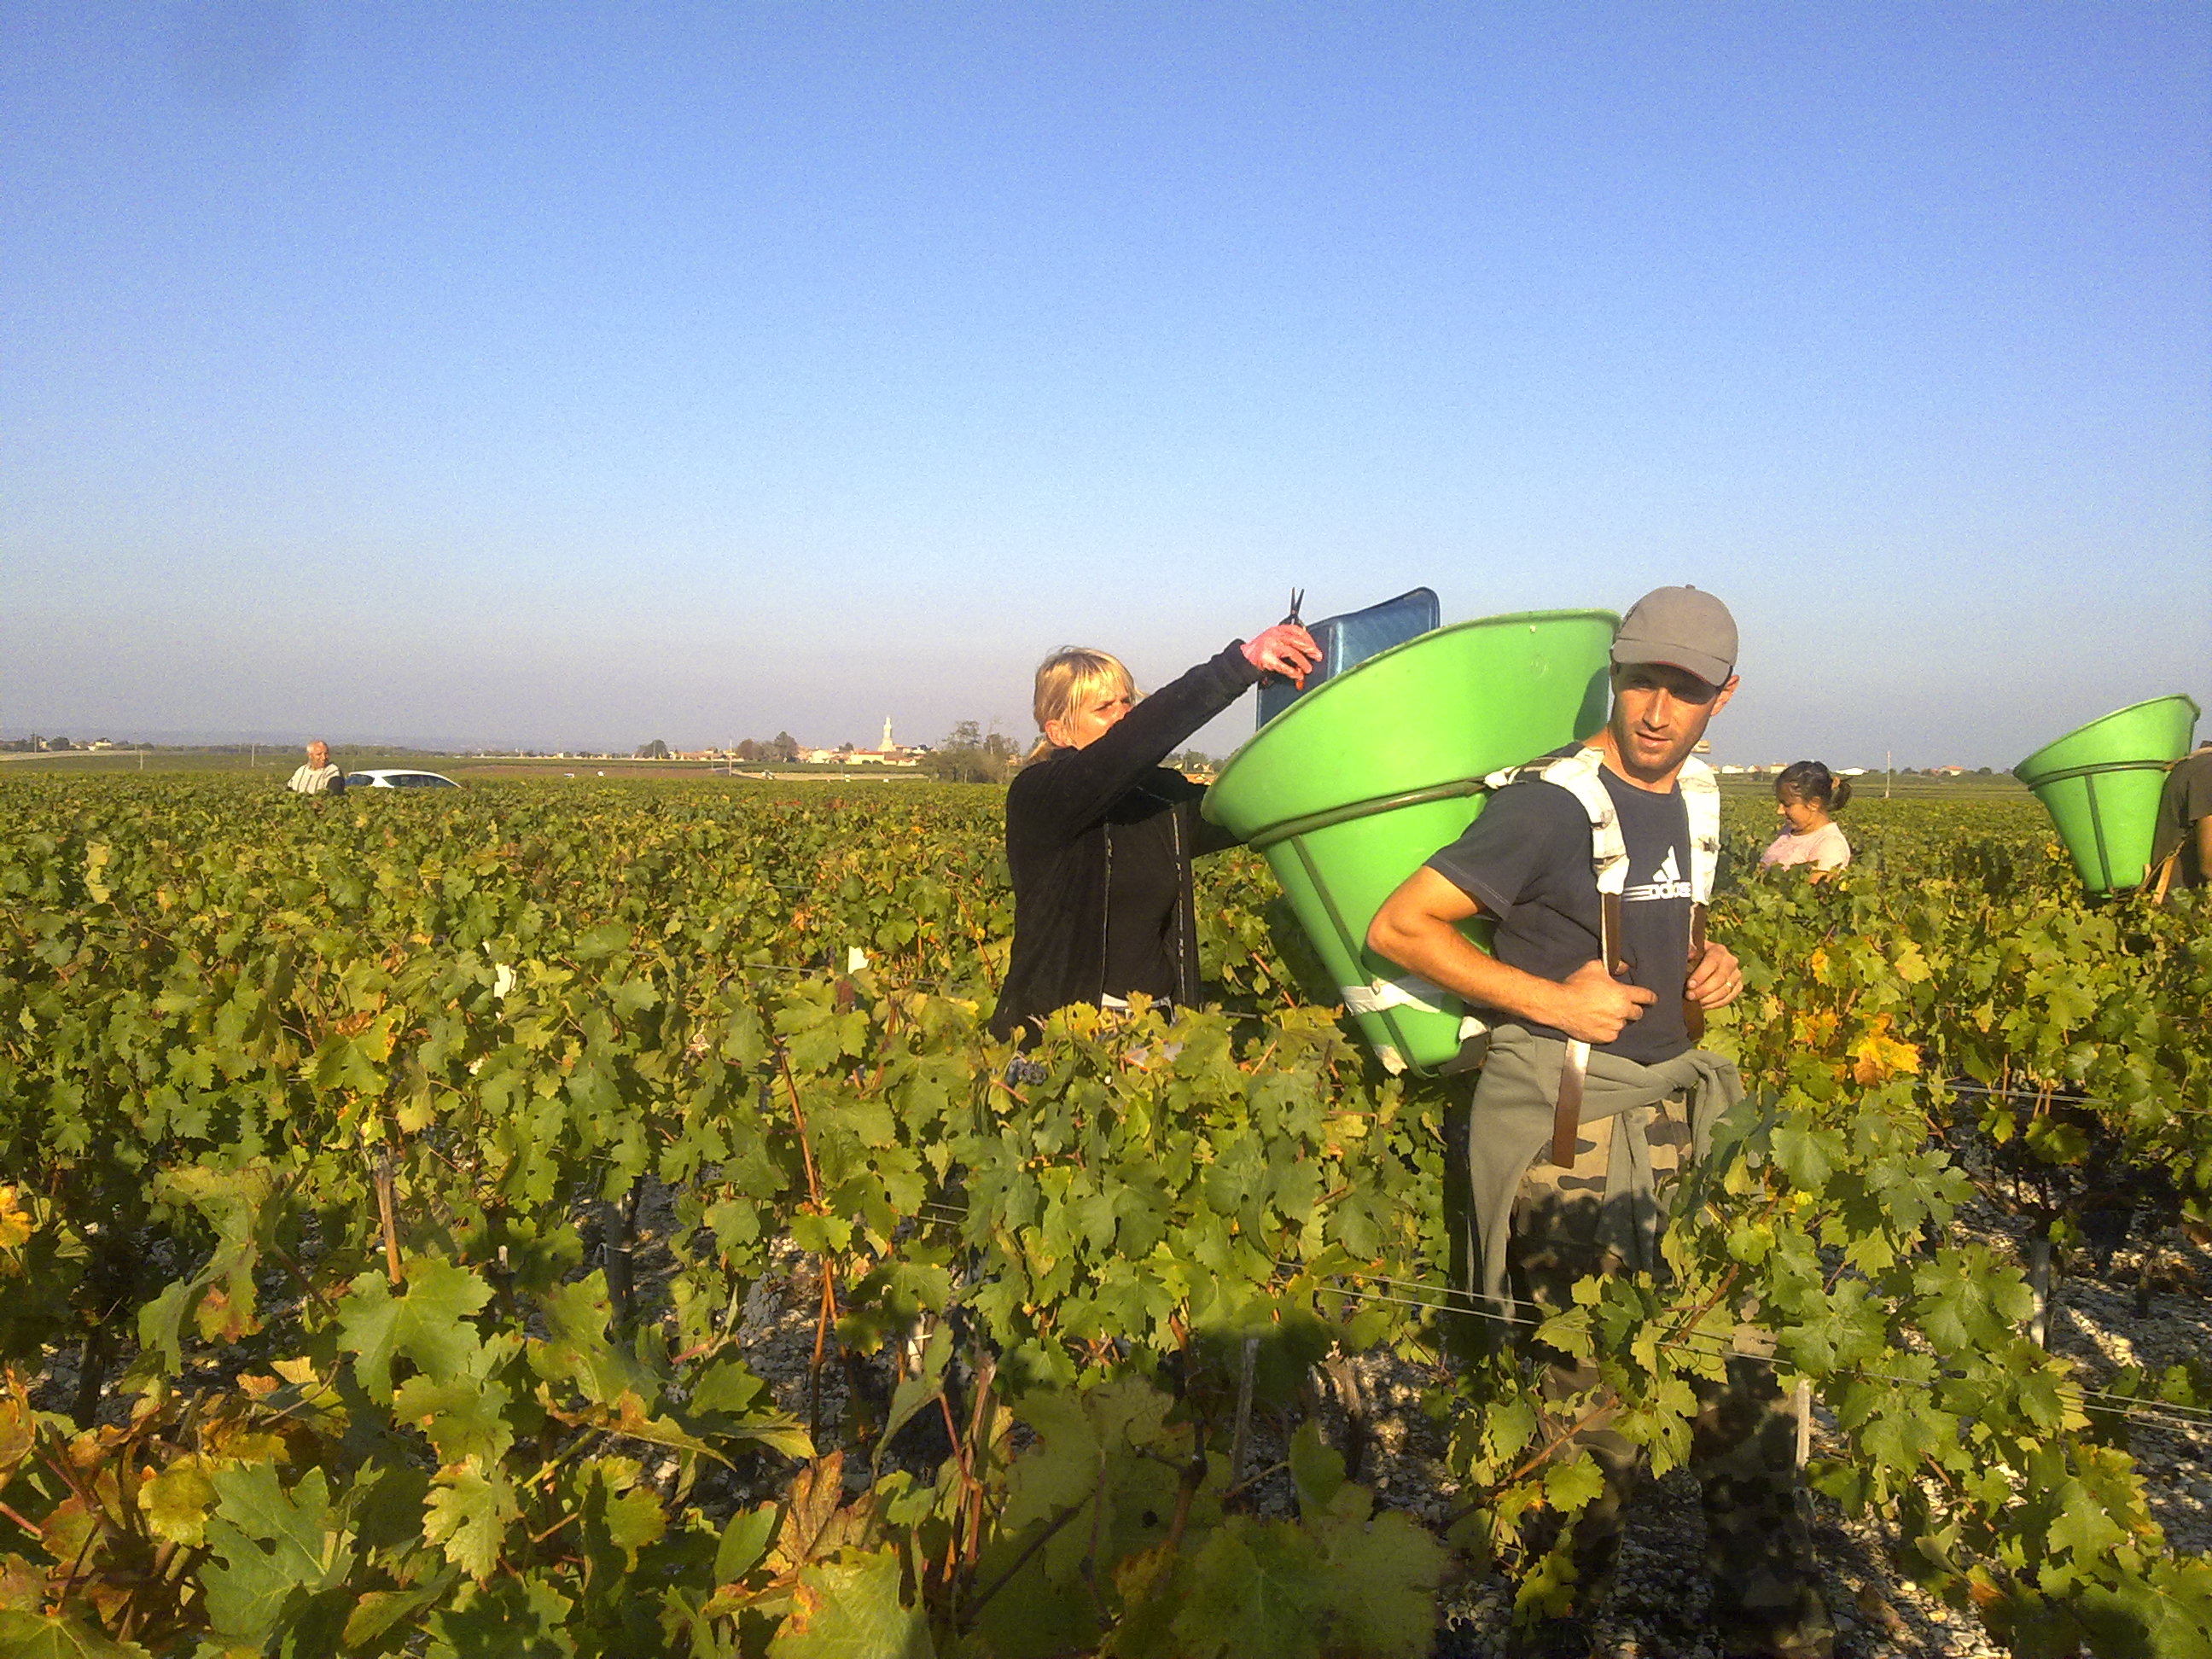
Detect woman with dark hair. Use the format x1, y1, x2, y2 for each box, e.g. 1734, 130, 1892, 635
1760, 760, 1852, 875
987, 621, 1318, 1044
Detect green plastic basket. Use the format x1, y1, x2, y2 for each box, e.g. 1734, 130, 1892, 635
1206, 609, 1617, 1072
2013, 695, 2200, 893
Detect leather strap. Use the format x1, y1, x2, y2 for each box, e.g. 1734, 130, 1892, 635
1600, 892, 1630, 976
2151, 851, 2178, 907
1551, 893, 1629, 1167
1552, 1040, 1590, 1167
1683, 901, 1708, 1044
1550, 894, 1704, 1166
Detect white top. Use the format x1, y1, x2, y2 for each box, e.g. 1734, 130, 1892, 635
287, 763, 342, 795
1761, 821, 1850, 871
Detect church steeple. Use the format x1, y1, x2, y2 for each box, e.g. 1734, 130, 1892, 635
882, 717, 895, 752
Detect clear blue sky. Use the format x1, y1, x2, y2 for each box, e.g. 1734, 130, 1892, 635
6, 1, 2207, 766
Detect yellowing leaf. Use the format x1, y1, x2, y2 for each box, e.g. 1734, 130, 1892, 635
139, 1454, 218, 1547
83, 844, 113, 905
768, 1548, 933, 1659
1851, 1027, 1921, 1085
0, 1188, 32, 1254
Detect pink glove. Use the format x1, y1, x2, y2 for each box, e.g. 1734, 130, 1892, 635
1243, 623, 1322, 687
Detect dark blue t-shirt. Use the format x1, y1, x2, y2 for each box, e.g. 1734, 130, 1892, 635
1424, 768, 1694, 1065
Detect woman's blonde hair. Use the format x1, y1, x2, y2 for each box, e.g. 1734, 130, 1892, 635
1028, 648, 1138, 761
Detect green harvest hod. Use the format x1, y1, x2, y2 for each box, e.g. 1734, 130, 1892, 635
2013, 694, 2200, 894
1204, 609, 1617, 1074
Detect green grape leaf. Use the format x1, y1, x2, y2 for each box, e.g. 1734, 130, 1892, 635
1288, 1420, 1346, 1518
1314, 1505, 1447, 1658
610, 977, 660, 1019
200, 1464, 347, 1645
422, 1458, 521, 1583
1541, 1453, 1607, 1516
337, 1259, 492, 1402
579, 1462, 667, 1573
1000, 1391, 1100, 1533
2046, 1478, 2129, 1563
423, 1571, 576, 1657
873, 1324, 952, 1474
767, 1548, 934, 1659
1167, 1517, 1324, 1659
716, 1502, 779, 1586
531, 1272, 647, 1406
0, 1611, 153, 1658
573, 922, 632, 961
392, 1356, 517, 1464
341, 1570, 461, 1651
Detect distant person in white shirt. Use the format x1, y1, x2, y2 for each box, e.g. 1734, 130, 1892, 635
286, 741, 345, 795
1759, 760, 1849, 876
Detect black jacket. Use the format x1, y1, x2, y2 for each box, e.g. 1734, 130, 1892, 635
988, 643, 1260, 1041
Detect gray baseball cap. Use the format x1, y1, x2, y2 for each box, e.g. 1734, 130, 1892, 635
1611, 585, 1738, 688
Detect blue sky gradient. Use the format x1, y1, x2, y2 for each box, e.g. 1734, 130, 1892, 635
6, 2, 2208, 765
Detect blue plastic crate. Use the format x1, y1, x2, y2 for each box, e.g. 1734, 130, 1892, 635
1256, 587, 1441, 728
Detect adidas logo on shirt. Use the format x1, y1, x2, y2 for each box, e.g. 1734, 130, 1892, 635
1624, 847, 1694, 903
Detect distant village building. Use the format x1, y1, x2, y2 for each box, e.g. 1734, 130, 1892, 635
801, 719, 923, 768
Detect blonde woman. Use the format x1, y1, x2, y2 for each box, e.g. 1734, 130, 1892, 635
988, 624, 1318, 1042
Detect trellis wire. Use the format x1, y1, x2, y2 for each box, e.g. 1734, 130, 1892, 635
901, 1195, 2212, 1438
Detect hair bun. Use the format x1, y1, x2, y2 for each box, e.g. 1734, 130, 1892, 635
1777, 760, 1846, 812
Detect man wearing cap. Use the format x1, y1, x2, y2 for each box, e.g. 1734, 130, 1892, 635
1369, 587, 1831, 1659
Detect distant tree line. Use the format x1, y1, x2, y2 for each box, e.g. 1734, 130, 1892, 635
733, 733, 801, 763
629, 734, 804, 762
618, 731, 1215, 779
916, 725, 1217, 786
925, 721, 1020, 785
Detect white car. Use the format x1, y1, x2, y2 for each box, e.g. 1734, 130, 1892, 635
343, 770, 462, 790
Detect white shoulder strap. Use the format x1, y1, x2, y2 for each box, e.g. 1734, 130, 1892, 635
1441, 746, 1718, 1053
1484, 746, 1629, 894
1678, 757, 1720, 905
1484, 746, 1719, 905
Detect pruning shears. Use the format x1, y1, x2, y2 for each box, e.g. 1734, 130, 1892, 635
1260, 589, 1310, 690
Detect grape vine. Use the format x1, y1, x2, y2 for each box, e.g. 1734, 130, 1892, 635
0, 777, 2204, 1656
